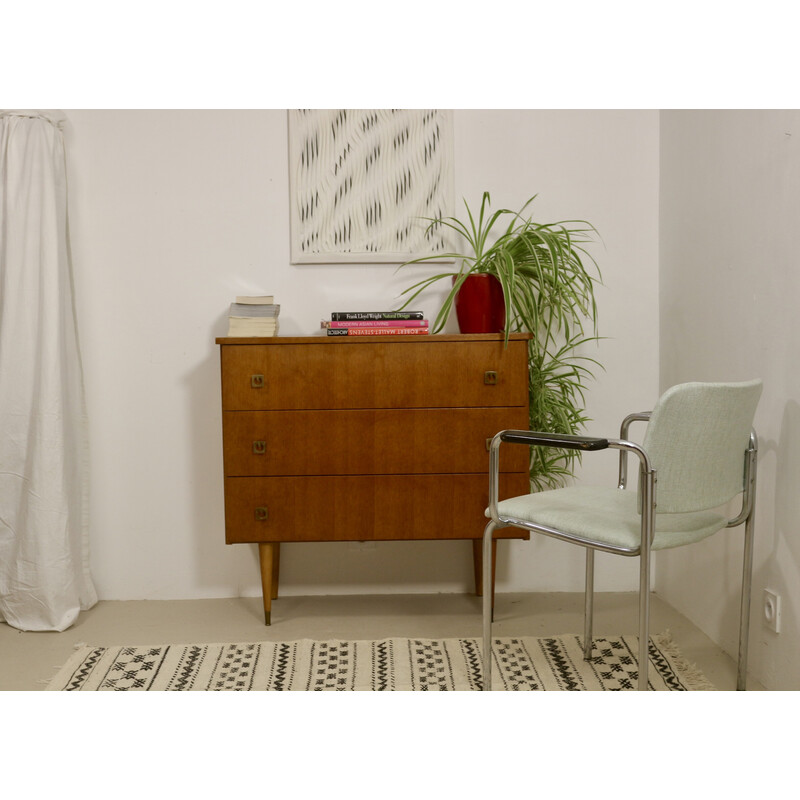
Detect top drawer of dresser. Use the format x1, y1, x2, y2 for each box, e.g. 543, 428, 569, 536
218, 336, 530, 410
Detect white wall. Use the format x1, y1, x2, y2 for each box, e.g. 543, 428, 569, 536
63, 109, 659, 603
659, 110, 800, 690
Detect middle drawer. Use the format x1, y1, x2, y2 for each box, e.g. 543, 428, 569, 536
222, 407, 530, 477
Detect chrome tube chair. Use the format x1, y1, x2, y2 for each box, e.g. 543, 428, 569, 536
482, 380, 762, 691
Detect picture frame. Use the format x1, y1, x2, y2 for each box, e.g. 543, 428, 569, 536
288, 109, 454, 264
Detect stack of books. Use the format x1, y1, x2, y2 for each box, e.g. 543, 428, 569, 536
322, 311, 429, 336
227, 295, 280, 336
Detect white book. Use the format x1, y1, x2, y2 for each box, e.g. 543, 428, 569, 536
229, 302, 280, 317
227, 317, 280, 336
235, 295, 275, 304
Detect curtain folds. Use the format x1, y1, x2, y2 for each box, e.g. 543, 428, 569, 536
0, 110, 96, 631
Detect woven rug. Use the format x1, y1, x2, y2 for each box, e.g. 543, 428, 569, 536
46, 631, 713, 691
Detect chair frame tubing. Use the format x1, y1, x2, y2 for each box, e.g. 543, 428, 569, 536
734, 433, 758, 690
583, 549, 594, 660
481, 426, 757, 691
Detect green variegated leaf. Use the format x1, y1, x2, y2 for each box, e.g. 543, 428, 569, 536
396, 193, 602, 488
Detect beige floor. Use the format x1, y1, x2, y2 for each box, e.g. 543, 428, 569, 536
0, 591, 764, 690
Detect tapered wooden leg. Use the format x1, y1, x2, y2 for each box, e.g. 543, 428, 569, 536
271, 543, 280, 599
473, 538, 498, 607
258, 543, 277, 625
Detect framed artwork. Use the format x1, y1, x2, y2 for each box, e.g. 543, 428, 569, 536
288, 109, 454, 264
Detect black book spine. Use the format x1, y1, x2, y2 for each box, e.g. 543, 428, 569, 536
330, 311, 424, 321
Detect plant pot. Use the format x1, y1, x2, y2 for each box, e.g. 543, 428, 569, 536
453, 274, 506, 334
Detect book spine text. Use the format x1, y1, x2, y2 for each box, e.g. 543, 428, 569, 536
330, 311, 424, 321
326, 327, 429, 336
323, 319, 428, 329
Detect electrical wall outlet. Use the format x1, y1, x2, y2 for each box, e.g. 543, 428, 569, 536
763, 589, 781, 633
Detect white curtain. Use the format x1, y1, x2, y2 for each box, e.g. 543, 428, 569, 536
0, 110, 96, 631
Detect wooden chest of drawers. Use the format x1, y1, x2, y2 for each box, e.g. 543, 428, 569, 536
216, 333, 531, 623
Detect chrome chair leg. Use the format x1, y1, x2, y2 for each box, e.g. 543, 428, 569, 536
482, 520, 496, 691
737, 512, 756, 690
638, 549, 651, 691
583, 548, 595, 660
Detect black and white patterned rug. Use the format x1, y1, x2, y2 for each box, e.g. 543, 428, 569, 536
47, 632, 714, 691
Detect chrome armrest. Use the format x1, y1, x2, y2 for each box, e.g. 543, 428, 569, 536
488, 430, 657, 550
487, 431, 608, 525
487, 430, 612, 524
727, 429, 759, 528
498, 430, 609, 451
618, 412, 651, 489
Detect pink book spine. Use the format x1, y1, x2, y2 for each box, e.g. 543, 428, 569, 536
326, 319, 429, 328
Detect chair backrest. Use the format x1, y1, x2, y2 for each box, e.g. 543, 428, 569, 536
641, 380, 762, 513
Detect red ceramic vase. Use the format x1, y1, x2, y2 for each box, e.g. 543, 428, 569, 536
453, 274, 506, 333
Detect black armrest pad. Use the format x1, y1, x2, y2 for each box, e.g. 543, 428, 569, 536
499, 430, 609, 451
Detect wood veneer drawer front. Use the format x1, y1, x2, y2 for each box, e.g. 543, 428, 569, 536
223, 473, 530, 543
220, 340, 529, 411
222, 407, 530, 476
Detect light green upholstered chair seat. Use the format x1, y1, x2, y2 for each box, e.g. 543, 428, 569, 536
481, 379, 763, 691
490, 486, 728, 552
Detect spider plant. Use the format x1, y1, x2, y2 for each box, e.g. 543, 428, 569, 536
396, 192, 602, 490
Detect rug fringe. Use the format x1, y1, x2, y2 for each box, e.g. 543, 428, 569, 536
41, 644, 96, 691
652, 630, 716, 691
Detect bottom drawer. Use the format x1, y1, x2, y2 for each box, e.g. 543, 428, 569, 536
223, 473, 531, 543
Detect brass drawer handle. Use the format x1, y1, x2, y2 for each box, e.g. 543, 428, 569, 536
253, 440, 266, 455
254, 506, 269, 522
484, 371, 498, 385
486, 437, 492, 452
251, 374, 264, 388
